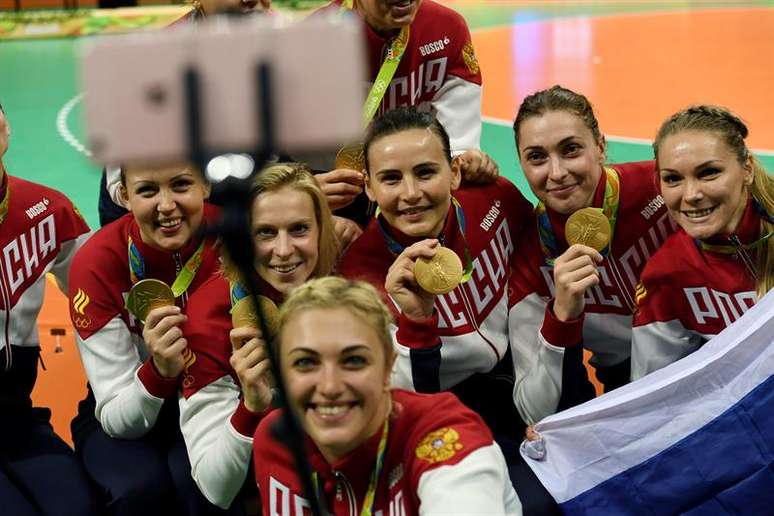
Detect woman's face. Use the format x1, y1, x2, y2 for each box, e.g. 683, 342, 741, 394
121, 164, 210, 251
280, 306, 391, 464
252, 185, 320, 296
657, 130, 752, 240
365, 127, 460, 238
517, 110, 605, 214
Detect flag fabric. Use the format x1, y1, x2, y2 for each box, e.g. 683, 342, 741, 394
520, 290, 774, 515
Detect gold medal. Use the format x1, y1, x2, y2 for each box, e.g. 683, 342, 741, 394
335, 143, 365, 171
126, 279, 175, 323
414, 247, 463, 295
231, 295, 280, 338
565, 207, 612, 252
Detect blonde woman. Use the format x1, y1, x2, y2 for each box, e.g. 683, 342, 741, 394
253, 276, 521, 515
178, 163, 338, 510
632, 106, 774, 379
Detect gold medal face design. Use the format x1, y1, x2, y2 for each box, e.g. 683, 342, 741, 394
565, 207, 612, 252
126, 279, 175, 323
414, 247, 463, 295
335, 143, 365, 171
231, 296, 280, 338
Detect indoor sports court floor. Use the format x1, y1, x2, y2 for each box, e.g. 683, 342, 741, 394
2, 0, 773, 441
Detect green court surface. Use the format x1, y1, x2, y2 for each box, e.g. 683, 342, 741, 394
2, 2, 773, 228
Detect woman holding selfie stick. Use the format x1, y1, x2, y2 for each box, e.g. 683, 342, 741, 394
68, 163, 229, 515
631, 106, 774, 379
253, 276, 521, 515
178, 163, 339, 510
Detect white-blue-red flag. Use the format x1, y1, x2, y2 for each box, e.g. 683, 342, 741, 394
521, 290, 774, 515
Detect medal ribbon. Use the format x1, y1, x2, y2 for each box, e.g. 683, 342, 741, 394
376, 197, 473, 283
127, 236, 206, 297
340, 0, 410, 127
536, 167, 621, 265
0, 179, 9, 225
694, 198, 774, 279
312, 416, 389, 516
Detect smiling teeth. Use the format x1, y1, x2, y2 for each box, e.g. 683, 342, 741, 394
272, 264, 299, 273
683, 207, 714, 218
316, 405, 348, 416
158, 218, 181, 228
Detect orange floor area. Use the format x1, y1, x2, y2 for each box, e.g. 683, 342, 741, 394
474, 7, 774, 149
32, 277, 88, 444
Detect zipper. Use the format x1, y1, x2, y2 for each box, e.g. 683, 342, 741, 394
334, 470, 357, 516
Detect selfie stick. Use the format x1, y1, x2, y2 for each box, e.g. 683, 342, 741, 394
184, 62, 324, 516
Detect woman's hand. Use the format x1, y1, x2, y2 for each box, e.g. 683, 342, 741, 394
314, 169, 365, 211
385, 239, 439, 321
333, 216, 363, 254
454, 149, 499, 184
229, 326, 273, 414
143, 305, 188, 378
552, 244, 603, 322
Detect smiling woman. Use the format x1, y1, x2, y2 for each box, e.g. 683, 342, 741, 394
66, 161, 225, 515
631, 105, 774, 380
177, 162, 340, 510
252, 276, 521, 515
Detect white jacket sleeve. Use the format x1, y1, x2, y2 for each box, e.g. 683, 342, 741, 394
76, 317, 165, 438
105, 165, 125, 207
50, 232, 92, 293
179, 376, 256, 508
417, 444, 522, 515
508, 293, 567, 425
432, 75, 482, 154
630, 319, 707, 381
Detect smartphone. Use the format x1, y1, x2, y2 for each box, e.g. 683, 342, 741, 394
80, 15, 366, 165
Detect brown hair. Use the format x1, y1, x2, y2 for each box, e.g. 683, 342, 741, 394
221, 162, 339, 284
513, 85, 604, 155
654, 105, 774, 298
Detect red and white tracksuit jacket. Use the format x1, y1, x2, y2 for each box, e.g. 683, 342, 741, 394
508, 161, 677, 424
254, 389, 521, 516
178, 273, 283, 508
0, 174, 90, 412
339, 178, 532, 395
68, 209, 220, 438
631, 199, 763, 380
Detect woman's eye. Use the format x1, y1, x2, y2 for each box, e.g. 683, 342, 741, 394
293, 357, 315, 370
526, 152, 546, 163
381, 174, 401, 185
660, 173, 681, 185
417, 167, 436, 179
173, 180, 193, 191
344, 355, 367, 368
136, 186, 156, 197
255, 227, 275, 238
290, 224, 310, 235
699, 167, 722, 179
564, 143, 582, 155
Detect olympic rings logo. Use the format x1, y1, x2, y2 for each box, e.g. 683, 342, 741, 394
73, 316, 92, 329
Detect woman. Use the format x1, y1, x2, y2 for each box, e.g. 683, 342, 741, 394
253, 276, 521, 515
68, 162, 226, 515
338, 107, 532, 444
631, 105, 774, 379
178, 163, 339, 510
508, 85, 677, 426
0, 103, 99, 516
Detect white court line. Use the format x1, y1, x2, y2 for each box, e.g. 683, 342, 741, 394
56, 93, 92, 158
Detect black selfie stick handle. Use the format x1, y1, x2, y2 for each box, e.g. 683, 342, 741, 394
184, 63, 324, 516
